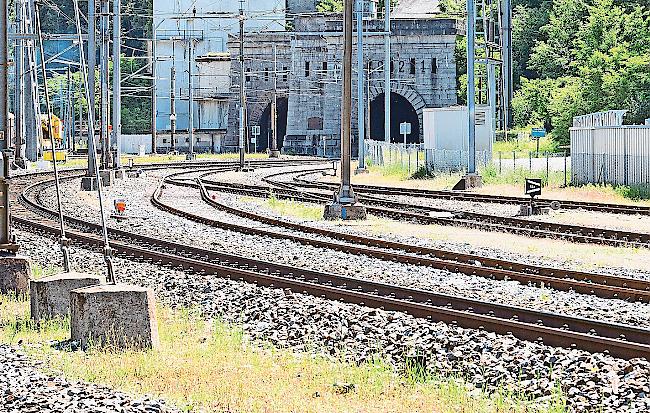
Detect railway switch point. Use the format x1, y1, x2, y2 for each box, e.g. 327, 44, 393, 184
70, 284, 159, 350
453, 174, 483, 190
0, 254, 31, 295
30, 272, 104, 322
323, 203, 367, 220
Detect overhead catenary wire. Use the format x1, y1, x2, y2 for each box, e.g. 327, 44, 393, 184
72, 0, 117, 284
34, 0, 71, 272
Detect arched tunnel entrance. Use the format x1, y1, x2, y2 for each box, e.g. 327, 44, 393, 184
370, 92, 420, 144
258, 97, 288, 152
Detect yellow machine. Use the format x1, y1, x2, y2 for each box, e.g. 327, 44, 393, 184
41, 114, 67, 162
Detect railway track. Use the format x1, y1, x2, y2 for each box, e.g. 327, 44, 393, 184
286, 170, 650, 216
243, 168, 650, 248
160, 169, 650, 304
14, 166, 650, 360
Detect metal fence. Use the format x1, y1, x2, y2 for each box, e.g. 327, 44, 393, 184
571, 125, 650, 190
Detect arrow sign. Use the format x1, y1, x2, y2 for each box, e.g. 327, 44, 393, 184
525, 178, 542, 198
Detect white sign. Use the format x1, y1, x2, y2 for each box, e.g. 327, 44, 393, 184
251, 126, 261, 137
400, 122, 411, 135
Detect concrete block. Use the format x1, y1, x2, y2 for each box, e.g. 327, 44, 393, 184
30, 272, 104, 321
70, 284, 159, 350
80, 171, 113, 191
0, 255, 31, 295
452, 174, 483, 190
323, 203, 367, 221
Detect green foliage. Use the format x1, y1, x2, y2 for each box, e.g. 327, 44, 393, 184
512, 0, 650, 145
316, 0, 343, 12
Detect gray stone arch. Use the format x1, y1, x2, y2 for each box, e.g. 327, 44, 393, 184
368, 84, 426, 143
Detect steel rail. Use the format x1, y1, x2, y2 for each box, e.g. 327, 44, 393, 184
254, 168, 650, 248
286, 170, 650, 216
159, 173, 650, 303
13, 190, 650, 361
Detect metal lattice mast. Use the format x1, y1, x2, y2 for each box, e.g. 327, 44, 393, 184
99, 0, 110, 169
467, 0, 477, 174
14, 0, 26, 167
238, 0, 245, 168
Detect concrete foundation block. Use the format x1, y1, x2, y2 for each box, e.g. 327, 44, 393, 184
269, 150, 281, 158
70, 284, 159, 350
323, 203, 367, 220
452, 174, 483, 190
30, 272, 104, 322
113, 169, 126, 179
0, 255, 31, 295
354, 168, 370, 175
81, 171, 114, 191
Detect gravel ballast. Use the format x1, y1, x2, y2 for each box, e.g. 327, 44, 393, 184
26, 165, 650, 411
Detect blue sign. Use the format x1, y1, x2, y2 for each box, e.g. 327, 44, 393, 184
531, 128, 546, 139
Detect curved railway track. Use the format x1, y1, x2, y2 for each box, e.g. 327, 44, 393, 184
12, 162, 650, 360
284, 171, 650, 216
246, 168, 650, 248
162, 169, 650, 303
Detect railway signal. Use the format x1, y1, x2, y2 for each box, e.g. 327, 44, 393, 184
525, 178, 542, 198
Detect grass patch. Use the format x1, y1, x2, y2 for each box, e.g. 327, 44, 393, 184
493, 136, 559, 157
0, 295, 567, 412
241, 194, 323, 221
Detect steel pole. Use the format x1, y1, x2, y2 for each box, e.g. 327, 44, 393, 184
356, 0, 365, 170
0, 0, 14, 250
269, 43, 279, 157
187, 23, 194, 157
112, 0, 121, 167
87, 0, 96, 174
467, 0, 477, 174
501, 0, 512, 129
14, 0, 25, 166
99, 0, 109, 169
383, 0, 390, 143
170, 66, 176, 152
151, 27, 157, 154
487, 61, 497, 147
238, 1, 245, 168
336, 0, 355, 203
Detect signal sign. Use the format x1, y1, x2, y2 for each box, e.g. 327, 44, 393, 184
525, 179, 542, 198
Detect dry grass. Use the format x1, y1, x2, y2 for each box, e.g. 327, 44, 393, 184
61, 153, 270, 169
0, 296, 566, 413
240, 195, 324, 221
323, 216, 650, 273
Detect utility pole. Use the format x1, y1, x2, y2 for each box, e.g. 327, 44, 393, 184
467, 0, 476, 175
0, 0, 17, 252
269, 43, 279, 158
355, 0, 366, 173
323, 0, 366, 220
170, 66, 176, 152
14, 0, 25, 167
238, 0, 246, 169
25, 0, 40, 162
66, 66, 72, 150
99, 0, 110, 169
383, 0, 390, 143
151, 27, 157, 154
501, 0, 512, 129
112, 0, 121, 168
85, 0, 97, 180
187, 16, 195, 159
